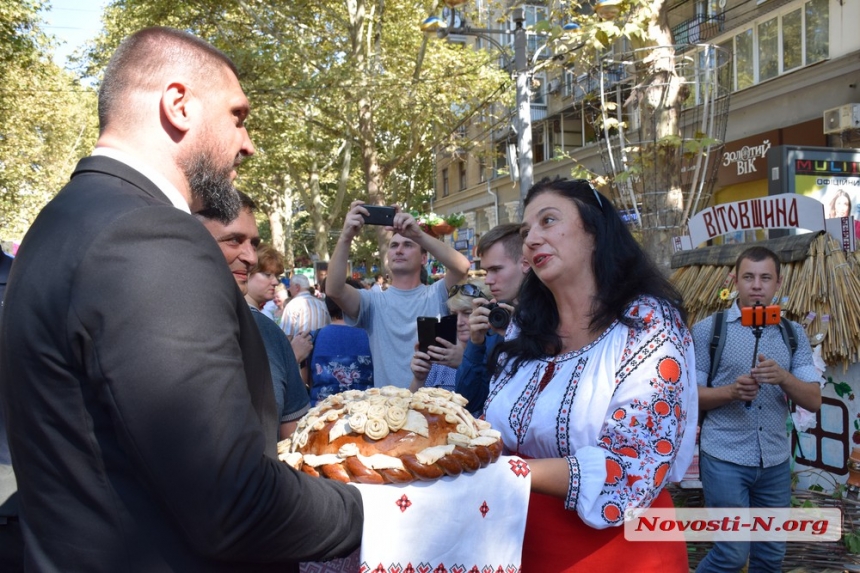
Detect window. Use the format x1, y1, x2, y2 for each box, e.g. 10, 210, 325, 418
735, 28, 754, 90
758, 17, 779, 82
458, 161, 467, 191
533, 128, 545, 164
494, 141, 507, 179
717, 0, 829, 92
805, 0, 828, 64
478, 156, 488, 183
510, 5, 548, 56
442, 168, 449, 197
563, 69, 576, 98
531, 72, 547, 107
782, 8, 802, 72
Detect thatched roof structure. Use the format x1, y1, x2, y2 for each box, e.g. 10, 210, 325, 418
669, 232, 860, 370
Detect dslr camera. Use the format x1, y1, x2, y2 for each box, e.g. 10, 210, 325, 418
483, 302, 511, 330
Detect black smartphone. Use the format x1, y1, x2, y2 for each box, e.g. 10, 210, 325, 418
417, 317, 438, 353
436, 314, 458, 345
362, 205, 396, 226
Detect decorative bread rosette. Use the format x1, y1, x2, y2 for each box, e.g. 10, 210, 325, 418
277, 386, 503, 484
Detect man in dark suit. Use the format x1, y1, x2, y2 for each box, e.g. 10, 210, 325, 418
0, 243, 21, 573
0, 27, 363, 572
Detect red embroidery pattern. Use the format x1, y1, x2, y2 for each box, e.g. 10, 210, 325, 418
508, 458, 530, 477
359, 563, 521, 573
590, 298, 689, 523
396, 494, 412, 513
479, 501, 489, 518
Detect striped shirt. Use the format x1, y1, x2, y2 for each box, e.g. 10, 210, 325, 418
281, 292, 330, 336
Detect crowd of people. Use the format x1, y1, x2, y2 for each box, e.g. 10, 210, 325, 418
0, 25, 825, 573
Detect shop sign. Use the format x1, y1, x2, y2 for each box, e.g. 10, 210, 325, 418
688, 193, 825, 247
722, 139, 771, 176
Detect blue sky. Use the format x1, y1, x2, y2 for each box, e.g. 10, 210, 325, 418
41, 0, 106, 69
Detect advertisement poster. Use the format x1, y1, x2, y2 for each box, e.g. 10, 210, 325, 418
793, 165, 860, 220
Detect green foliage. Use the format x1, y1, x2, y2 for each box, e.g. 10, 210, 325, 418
845, 531, 860, 554
0, 1, 99, 240
77, 0, 505, 264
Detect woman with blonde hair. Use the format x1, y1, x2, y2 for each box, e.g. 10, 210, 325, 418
410, 277, 487, 393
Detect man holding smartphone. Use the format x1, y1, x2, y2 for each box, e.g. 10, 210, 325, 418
326, 201, 470, 388
692, 246, 822, 573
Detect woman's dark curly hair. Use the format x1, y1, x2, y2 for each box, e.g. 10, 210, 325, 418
490, 177, 687, 374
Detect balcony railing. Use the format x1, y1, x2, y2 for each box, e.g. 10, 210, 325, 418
671, 14, 726, 47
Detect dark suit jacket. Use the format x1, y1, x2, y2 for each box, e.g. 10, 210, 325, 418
0, 157, 363, 572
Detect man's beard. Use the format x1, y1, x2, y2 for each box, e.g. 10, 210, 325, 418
183, 152, 241, 224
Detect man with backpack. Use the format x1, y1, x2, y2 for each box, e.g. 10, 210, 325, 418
693, 246, 822, 573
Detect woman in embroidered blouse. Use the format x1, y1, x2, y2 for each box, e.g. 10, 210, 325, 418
484, 178, 698, 572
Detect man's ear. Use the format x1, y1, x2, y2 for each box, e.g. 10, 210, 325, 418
519, 255, 530, 273
161, 82, 193, 134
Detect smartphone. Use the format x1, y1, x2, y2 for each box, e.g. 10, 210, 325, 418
417, 315, 458, 354
741, 304, 781, 327
417, 317, 438, 353
362, 205, 396, 226
436, 314, 458, 345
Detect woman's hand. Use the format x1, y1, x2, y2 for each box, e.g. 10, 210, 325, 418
426, 338, 464, 369
409, 350, 433, 388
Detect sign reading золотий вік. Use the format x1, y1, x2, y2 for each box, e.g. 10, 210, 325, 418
687, 193, 825, 248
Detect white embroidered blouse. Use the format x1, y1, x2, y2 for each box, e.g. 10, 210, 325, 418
484, 296, 699, 529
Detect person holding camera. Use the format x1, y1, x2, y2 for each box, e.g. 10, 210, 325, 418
454, 224, 528, 416
484, 178, 698, 571
409, 279, 486, 392
693, 246, 822, 573
326, 201, 470, 388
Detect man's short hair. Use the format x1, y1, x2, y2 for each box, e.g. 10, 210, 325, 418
196, 190, 255, 221
477, 224, 522, 262
291, 274, 311, 291
250, 244, 284, 276
98, 27, 239, 133
735, 246, 781, 278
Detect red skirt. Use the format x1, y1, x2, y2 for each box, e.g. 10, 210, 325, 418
522, 489, 688, 573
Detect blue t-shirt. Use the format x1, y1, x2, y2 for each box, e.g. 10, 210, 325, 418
310, 324, 373, 405
249, 307, 310, 425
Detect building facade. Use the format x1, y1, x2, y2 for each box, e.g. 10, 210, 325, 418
430, 0, 860, 264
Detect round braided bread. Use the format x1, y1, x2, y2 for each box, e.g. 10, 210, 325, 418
278, 386, 503, 484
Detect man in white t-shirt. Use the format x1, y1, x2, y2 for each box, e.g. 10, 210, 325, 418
326, 202, 470, 388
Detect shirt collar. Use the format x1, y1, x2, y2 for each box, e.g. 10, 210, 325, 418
727, 300, 743, 322
91, 147, 190, 213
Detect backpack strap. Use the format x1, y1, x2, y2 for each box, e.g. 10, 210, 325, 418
707, 310, 727, 388
779, 317, 798, 362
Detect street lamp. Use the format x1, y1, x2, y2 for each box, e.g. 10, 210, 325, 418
421, 5, 534, 206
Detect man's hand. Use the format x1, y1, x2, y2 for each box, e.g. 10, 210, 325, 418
732, 374, 760, 403
752, 353, 787, 387
468, 297, 513, 344
389, 208, 423, 240
409, 347, 433, 392
468, 297, 492, 345
426, 339, 464, 369
290, 331, 313, 363
341, 200, 372, 243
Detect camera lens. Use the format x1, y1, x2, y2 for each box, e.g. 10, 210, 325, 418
487, 305, 511, 330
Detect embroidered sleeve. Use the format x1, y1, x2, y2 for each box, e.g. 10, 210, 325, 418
571, 297, 694, 528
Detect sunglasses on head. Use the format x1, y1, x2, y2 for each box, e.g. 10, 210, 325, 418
572, 179, 604, 210
448, 284, 485, 299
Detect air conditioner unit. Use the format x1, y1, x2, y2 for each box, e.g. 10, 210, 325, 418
548, 78, 561, 94
823, 104, 860, 134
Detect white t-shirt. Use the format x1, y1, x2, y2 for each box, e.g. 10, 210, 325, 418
346, 281, 448, 388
